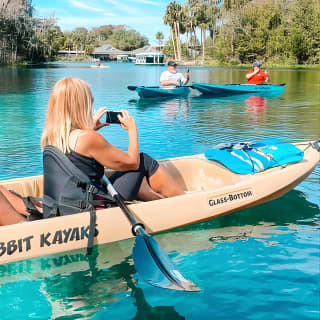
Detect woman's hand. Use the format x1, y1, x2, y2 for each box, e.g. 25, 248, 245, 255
118, 110, 137, 132
93, 107, 109, 130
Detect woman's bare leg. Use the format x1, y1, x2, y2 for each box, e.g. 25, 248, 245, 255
0, 185, 28, 215
0, 186, 27, 215
137, 178, 164, 201
0, 187, 26, 225
147, 165, 185, 198
0, 186, 42, 215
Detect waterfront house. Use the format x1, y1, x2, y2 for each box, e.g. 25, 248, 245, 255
91, 44, 164, 64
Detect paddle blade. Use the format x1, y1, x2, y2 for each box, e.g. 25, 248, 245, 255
133, 230, 200, 292
127, 86, 138, 91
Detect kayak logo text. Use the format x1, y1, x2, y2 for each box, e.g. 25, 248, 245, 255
0, 225, 99, 258
208, 190, 254, 207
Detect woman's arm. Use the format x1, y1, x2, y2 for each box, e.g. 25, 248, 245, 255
76, 110, 140, 171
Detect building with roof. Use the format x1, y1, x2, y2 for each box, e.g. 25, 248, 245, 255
91, 44, 130, 60
135, 52, 164, 65
91, 44, 164, 65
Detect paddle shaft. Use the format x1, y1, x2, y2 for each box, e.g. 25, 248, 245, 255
102, 175, 143, 235
102, 175, 200, 291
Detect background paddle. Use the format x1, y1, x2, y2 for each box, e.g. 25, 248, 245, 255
102, 175, 200, 292
128, 85, 194, 91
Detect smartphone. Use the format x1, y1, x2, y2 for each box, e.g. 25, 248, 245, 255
106, 111, 122, 124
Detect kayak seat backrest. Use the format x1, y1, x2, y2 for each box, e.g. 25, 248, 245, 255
43, 146, 97, 218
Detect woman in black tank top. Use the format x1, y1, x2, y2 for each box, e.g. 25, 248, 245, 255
41, 77, 185, 201
66, 150, 104, 188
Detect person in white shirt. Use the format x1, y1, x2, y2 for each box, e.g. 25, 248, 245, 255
160, 61, 190, 87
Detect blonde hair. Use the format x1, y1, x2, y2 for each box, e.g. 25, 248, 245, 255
41, 77, 93, 153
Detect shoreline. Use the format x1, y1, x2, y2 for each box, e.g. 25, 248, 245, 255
1, 60, 319, 70
178, 60, 320, 70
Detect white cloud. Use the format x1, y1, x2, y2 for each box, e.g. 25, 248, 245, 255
128, 0, 161, 6
58, 15, 161, 27
69, 0, 115, 16
69, 0, 104, 12
102, 0, 142, 15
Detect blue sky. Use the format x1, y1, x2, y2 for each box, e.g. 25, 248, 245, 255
32, 0, 177, 45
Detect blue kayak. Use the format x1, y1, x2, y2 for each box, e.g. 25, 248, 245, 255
192, 82, 285, 96
136, 86, 190, 98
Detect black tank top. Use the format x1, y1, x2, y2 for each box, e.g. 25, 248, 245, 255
66, 150, 104, 187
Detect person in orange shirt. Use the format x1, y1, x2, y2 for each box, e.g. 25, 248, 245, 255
246, 61, 269, 84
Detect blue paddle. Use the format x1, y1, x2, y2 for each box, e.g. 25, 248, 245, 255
102, 175, 200, 292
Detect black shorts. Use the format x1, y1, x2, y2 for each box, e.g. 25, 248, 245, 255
109, 152, 159, 201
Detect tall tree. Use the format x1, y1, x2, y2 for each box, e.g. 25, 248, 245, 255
155, 31, 164, 49
195, 2, 210, 62
163, 1, 183, 61
206, 2, 220, 45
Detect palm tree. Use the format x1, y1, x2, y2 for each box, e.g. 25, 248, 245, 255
206, 2, 220, 45
187, 0, 202, 58
155, 31, 164, 50
163, 1, 183, 61
164, 3, 177, 59
195, 2, 210, 62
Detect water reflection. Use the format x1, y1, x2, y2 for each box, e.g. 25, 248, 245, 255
245, 96, 267, 123
0, 67, 34, 94
134, 98, 190, 123
161, 99, 189, 122
0, 189, 318, 319
0, 247, 186, 319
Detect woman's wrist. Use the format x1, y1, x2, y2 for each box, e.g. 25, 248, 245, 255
128, 121, 137, 132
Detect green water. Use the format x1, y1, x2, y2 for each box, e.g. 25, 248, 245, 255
0, 63, 319, 319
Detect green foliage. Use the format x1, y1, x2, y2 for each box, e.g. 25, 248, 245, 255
288, 0, 320, 64
164, 1, 183, 26
0, 2, 57, 64
156, 31, 164, 46
60, 25, 148, 54
162, 39, 175, 56
108, 27, 148, 51
170, 0, 319, 65
0, 5, 149, 65
163, 39, 189, 58
212, 0, 320, 65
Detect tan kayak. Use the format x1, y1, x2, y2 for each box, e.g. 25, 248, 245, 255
0, 141, 319, 266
